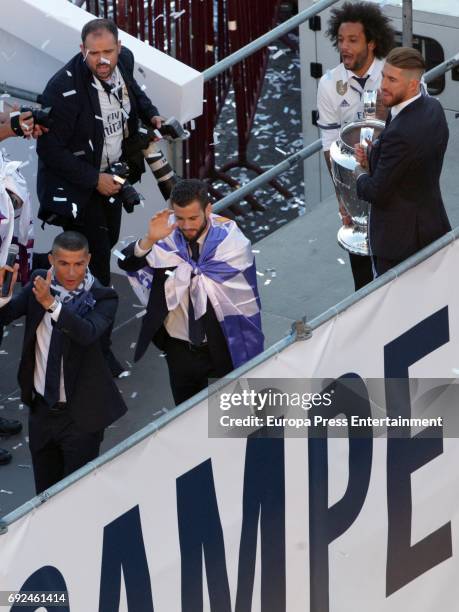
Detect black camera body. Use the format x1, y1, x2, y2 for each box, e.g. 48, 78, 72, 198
20, 105, 53, 129
107, 161, 142, 213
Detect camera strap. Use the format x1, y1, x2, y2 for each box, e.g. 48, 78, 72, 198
97, 70, 129, 169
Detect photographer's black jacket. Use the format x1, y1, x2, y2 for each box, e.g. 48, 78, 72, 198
36, 46, 159, 225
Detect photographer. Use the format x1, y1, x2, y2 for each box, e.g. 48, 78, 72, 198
36, 18, 162, 288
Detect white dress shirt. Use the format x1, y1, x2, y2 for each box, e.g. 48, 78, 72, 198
34, 302, 66, 401
134, 232, 209, 342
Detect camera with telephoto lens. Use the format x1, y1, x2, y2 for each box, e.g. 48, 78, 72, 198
135, 121, 180, 201
20, 105, 53, 129
107, 161, 142, 213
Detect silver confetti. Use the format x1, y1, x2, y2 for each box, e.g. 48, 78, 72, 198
112, 249, 125, 260
62, 89, 77, 97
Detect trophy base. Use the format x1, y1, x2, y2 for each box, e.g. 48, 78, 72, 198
337, 226, 369, 256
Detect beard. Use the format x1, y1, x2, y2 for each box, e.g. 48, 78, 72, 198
181, 218, 209, 243
349, 49, 370, 73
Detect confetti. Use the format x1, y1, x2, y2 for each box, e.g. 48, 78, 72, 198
66, 70, 72, 77
337, 258, 345, 265
139, 127, 148, 134
71, 203, 78, 219
53, 196, 67, 202
130, 342, 136, 349
41, 39, 50, 50
275, 146, 287, 155
12, 443, 22, 450
141, 84, 147, 91
88, 139, 94, 150
264, 279, 272, 286
62, 89, 77, 97
18, 464, 31, 469
272, 49, 285, 60
131, 392, 138, 399
100, 56, 111, 65
95, 114, 103, 121
73, 150, 85, 156
109, 197, 116, 204
118, 370, 131, 379
256, 271, 265, 277
0, 489, 13, 495
112, 249, 126, 260
252, 249, 260, 253
172, 9, 186, 19
165, 270, 174, 277
136, 309, 147, 318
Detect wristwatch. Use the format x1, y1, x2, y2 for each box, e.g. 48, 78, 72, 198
47, 299, 59, 314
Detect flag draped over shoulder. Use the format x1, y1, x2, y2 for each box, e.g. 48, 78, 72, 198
127, 214, 264, 368
0, 153, 34, 281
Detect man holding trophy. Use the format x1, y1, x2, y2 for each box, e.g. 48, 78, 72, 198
317, 1, 395, 289
354, 47, 451, 276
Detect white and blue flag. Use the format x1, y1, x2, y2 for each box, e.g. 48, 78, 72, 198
127, 214, 264, 368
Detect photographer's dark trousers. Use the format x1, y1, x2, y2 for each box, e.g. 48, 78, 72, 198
64, 191, 122, 287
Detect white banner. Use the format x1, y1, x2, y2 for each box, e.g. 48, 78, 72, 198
1, 240, 459, 611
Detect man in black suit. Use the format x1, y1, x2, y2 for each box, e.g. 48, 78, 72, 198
355, 47, 451, 276
118, 179, 264, 405
0, 231, 127, 493
36, 18, 161, 287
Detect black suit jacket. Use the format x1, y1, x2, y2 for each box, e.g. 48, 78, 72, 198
357, 95, 451, 261
0, 272, 127, 433
118, 242, 233, 371
36, 46, 159, 225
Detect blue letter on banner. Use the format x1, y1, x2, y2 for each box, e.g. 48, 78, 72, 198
308, 374, 373, 612
385, 306, 452, 596
176, 430, 285, 611
98, 505, 154, 611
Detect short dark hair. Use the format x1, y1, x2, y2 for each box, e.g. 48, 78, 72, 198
170, 179, 209, 211
386, 46, 426, 77
81, 18, 118, 45
326, 1, 395, 59
52, 231, 89, 254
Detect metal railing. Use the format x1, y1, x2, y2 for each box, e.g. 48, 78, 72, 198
202, 0, 340, 82
211, 54, 459, 211
1, 2, 459, 532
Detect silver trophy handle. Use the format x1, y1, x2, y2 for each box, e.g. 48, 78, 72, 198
363, 90, 378, 119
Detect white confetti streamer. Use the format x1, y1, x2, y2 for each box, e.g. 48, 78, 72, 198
62, 89, 77, 97
112, 249, 126, 261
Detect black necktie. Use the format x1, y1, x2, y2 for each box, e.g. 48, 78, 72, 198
43, 322, 63, 407
188, 241, 206, 346
385, 112, 392, 128
352, 75, 369, 90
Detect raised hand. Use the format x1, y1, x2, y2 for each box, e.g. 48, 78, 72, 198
32, 269, 54, 310
139, 209, 177, 250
